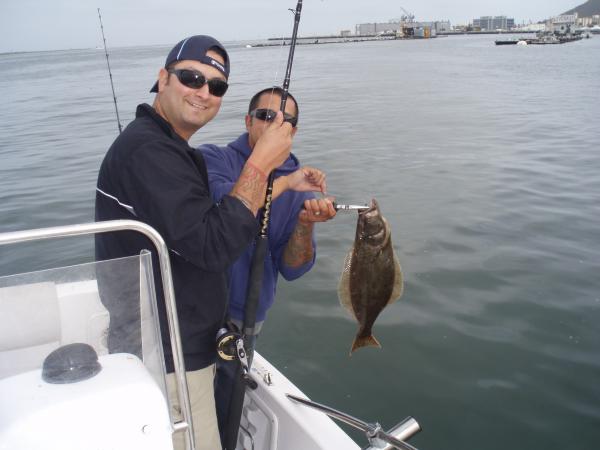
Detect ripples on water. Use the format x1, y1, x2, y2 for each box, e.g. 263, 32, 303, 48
1, 35, 599, 449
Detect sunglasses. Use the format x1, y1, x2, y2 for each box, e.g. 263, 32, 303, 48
167, 69, 229, 97
249, 108, 298, 127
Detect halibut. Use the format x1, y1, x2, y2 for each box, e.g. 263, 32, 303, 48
338, 199, 403, 353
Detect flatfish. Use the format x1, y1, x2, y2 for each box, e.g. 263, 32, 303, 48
338, 199, 403, 353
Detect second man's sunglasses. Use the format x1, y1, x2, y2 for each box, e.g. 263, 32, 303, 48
249, 108, 298, 127
168, 68, 229, 97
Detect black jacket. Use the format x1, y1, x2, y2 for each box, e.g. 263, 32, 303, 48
95, 104, 258, 372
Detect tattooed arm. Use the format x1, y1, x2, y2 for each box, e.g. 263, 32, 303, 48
283, 197, 336, 267
283, 219, 315, 267
229, 161, 268, 215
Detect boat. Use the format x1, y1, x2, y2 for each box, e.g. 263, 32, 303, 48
528, 31, 584, 45
495, 29, 588, 46
494, 38, 528, 45
0, 220, 422, 450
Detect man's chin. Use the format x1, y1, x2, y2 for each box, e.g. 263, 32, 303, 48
185, 111, 217, 130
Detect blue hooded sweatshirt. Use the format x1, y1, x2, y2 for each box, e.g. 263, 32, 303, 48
199, 133, 316, 324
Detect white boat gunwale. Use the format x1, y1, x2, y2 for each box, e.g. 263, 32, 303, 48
0, 220, 422, 450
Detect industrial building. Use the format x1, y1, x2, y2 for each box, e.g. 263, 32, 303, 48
472, 16, 515, 31
549, 14, 577, 33
355, 21, 401, 35
355, 20, 451, 38
576, 14, 600, 27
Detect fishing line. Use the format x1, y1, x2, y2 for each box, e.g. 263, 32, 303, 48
253, 22, 292, 136
97, 8, 122, 134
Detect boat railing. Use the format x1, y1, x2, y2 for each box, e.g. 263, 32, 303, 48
0, 220, 196, 450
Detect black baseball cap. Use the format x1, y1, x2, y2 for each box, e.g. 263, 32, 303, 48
150, 35, 230, 93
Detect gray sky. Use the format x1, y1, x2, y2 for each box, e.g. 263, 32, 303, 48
0, 0, 581, 53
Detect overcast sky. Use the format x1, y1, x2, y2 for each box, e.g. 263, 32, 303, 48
0, 0, 581, 53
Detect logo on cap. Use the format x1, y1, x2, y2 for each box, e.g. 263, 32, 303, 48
210, 59, 225, 72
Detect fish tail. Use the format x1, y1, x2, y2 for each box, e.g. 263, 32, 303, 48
350, 334, 381, 354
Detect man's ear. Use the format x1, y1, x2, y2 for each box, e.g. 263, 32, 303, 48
245, 115, 252, 131
291, 126, 298, 138
157, 67, 169, 92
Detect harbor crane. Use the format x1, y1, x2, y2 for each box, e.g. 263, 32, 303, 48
399, 6, 415, 23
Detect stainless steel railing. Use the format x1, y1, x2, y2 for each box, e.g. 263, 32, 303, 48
0, 220, 195, 450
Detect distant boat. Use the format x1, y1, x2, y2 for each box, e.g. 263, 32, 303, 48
495, 31, 585, 46
495, 38, 529, 45
528, 32, 583, 45
495, 39, 519, 45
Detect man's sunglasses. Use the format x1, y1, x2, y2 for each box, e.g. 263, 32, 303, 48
167, 69, 229, 97
249, 108, 298, 127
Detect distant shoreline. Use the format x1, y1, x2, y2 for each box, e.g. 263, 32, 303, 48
268, 30, 539, 41
241, 31, 540, 48
1, 31, 543, 55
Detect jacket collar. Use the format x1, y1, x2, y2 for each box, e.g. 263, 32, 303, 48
136, 103, 187, 144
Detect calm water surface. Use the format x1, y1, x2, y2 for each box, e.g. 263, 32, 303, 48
1, 35, 600, 449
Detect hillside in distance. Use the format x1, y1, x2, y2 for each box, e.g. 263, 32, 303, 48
563, 0, 600, 16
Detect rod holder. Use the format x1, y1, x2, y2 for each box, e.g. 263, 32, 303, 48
364, 416, 422, 450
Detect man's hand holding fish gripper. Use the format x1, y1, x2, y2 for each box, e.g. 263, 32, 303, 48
281, 167, 335, 268
300, 196, 336, 223
281, 166, 337, 223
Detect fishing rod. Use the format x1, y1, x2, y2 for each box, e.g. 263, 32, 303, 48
244, 1, 303, 338
219, 2, 304, 449
97, 8, 123, 134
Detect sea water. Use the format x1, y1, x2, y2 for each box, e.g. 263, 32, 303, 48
1, 35, 599, 449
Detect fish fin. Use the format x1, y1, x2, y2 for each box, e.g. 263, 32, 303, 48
337, 248, 356, 316
387, 250, 404, 305
350, 334, 381, 354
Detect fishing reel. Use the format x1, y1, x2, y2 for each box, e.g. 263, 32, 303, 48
216, 325, 258, 390
216, 326, 241, 361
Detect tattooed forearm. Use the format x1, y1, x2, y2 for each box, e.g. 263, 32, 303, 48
283, 221, 314, 267
230, 161, 268, 215
239, 162, 266, 192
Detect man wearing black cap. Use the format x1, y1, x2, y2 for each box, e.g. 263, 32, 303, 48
95, 35, 294, 450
